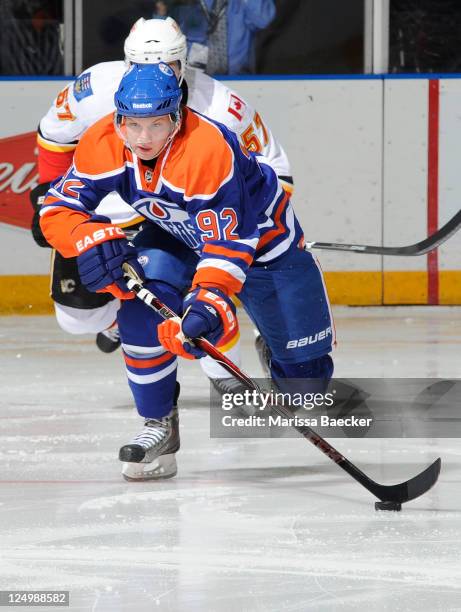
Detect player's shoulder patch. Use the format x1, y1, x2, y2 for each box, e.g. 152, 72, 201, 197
227, 92, 247, 122
73, 72, 93, 102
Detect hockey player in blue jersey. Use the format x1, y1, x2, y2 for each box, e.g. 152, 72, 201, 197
40, 63, 334, 481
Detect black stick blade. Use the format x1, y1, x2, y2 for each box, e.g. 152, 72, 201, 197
306, 208, 461, 256
371, 457, 441, 503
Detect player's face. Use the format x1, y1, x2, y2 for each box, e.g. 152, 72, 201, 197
122, 115, 174, 159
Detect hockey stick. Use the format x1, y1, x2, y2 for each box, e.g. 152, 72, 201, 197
305, 208, 461, 256
122, 263, 441, 505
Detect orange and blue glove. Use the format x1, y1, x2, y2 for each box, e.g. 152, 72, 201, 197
158, 287, 238, 359
75, 220, 145, 300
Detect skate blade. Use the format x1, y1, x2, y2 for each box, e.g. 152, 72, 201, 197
121, 453, 177, 481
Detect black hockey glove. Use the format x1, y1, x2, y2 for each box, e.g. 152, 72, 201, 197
30, 182, 51, 248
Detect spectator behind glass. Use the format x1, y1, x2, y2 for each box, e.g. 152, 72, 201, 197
172, 0, 275, 75
0, 0, 63, 75
152, 1, 169, 17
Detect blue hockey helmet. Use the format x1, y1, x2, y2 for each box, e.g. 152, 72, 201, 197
114, 62, 182, 119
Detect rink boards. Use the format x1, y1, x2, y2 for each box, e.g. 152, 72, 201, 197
1, 75, 461, 312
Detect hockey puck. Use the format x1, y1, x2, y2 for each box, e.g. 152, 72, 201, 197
375, 500, 402, 511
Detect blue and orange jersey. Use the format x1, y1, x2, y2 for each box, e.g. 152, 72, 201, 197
41, 107, 304, 295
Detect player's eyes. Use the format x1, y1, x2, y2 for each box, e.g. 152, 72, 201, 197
124, 121, 168, 134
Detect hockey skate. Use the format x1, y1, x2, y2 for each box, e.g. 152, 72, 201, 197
210, 375, 248, 397
254, 332, 271, 377
96, 325, 121, 353
119, 407, 180, 481
210, 334, 271, 397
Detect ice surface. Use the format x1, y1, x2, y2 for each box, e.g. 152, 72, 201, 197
0, 307, 460, 611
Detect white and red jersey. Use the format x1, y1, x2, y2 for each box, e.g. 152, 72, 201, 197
38, 62, 292, 225
185, 68, 291, 183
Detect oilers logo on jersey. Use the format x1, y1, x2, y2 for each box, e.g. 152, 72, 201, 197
133, 197, 201, 250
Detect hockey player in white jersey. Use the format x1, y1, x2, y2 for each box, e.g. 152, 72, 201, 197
31, 17, 292, 386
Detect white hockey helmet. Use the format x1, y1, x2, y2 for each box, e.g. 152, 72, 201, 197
124, 17, 187, 84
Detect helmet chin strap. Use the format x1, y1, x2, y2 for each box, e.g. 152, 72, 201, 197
142, 110, 182, 159
163, 110, 182, 148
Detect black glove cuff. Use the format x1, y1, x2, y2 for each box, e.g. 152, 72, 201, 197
30, 181, 52, 248
30, 181, 51, 211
